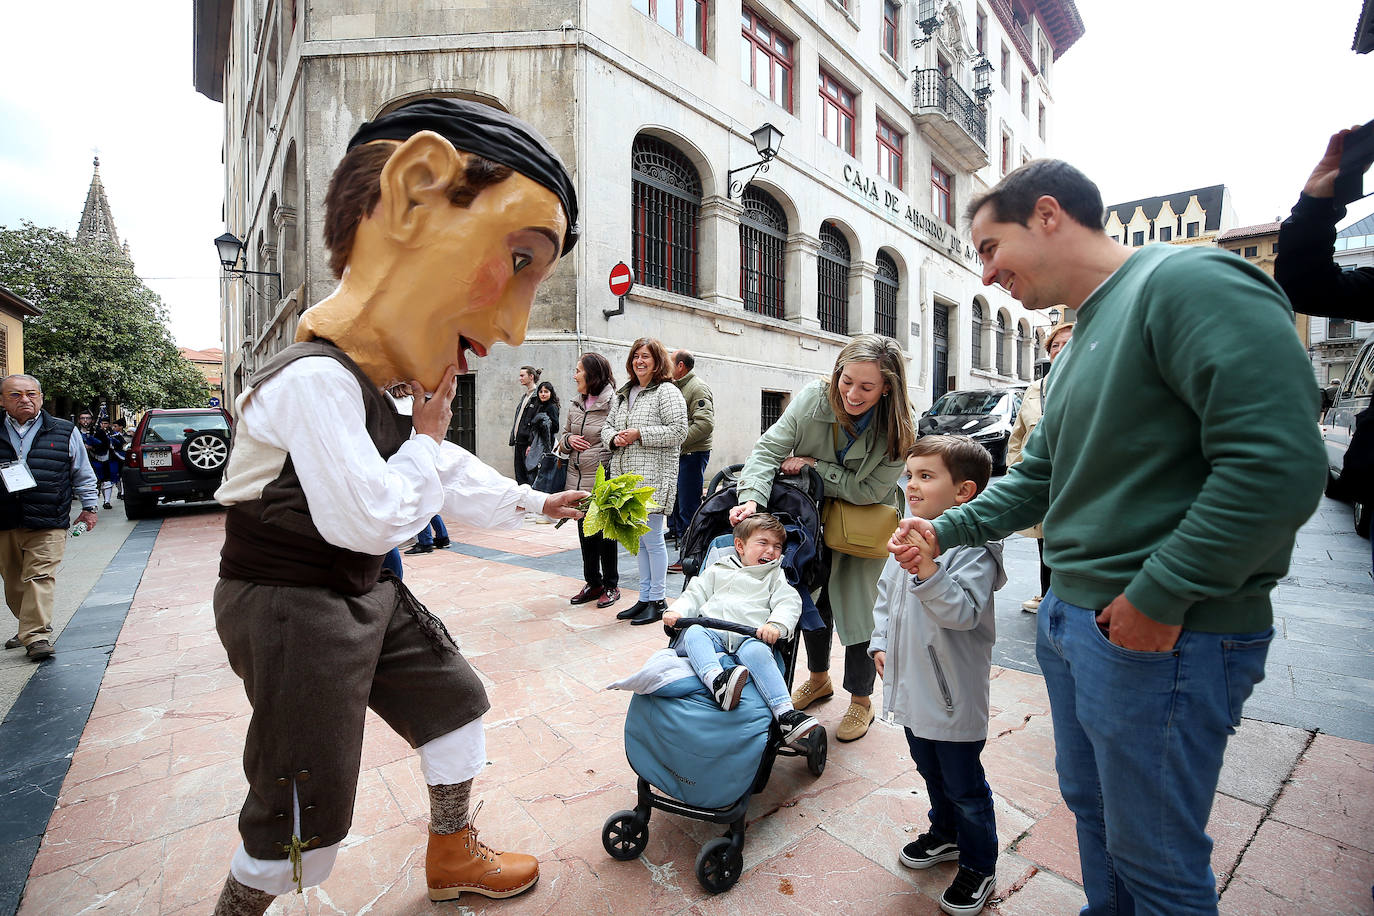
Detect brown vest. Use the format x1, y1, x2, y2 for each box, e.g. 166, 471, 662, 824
219, 340, 411, 596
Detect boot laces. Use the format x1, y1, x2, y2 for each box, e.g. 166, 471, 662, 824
464, 800, 499, 864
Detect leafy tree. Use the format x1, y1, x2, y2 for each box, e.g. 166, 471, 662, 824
0, 221, 208, 417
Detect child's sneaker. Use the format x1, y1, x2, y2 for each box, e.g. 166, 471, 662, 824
899, 832, 960, 869
711, 667, 749, 711
777, 710, 819, 747
939, 865, 994, 915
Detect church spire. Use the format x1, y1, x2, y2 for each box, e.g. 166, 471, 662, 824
76, 156, 124, 254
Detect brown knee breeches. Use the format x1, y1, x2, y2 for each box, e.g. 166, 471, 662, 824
214, 577, 489, 860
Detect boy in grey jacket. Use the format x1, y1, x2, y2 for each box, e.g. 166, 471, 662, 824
663, 514, 820, 748
871, 436, 1006, 916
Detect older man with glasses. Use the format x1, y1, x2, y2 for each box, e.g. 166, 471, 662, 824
0, 374, 99, 661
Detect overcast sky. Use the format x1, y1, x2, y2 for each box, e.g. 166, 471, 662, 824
0, 0, 1371, 349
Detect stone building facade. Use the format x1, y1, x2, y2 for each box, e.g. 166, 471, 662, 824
193, 0, 1083, 473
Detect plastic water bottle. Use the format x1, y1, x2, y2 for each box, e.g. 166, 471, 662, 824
70, 521, 89, 537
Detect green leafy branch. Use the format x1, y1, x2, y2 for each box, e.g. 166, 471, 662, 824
579, 466, 662, 555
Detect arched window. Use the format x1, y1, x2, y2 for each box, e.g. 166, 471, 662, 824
740, 187, 787, 318
632, 136, 702, 296
996, 312, 1010, 375
874, 251, 899, 339
970, 302, 983, 368
1016, 322, 1027, 379
817, 222, 850, 335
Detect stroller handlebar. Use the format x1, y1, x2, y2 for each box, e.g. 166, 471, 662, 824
669, 616, 762, 638
707, 463, 826, 505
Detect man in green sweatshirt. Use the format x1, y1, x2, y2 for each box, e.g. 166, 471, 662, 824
892, 159, 1326, 916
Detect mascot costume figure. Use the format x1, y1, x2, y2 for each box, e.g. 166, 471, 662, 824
210, 98, 586, 915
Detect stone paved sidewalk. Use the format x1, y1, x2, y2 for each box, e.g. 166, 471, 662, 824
11, 512, 1374, 914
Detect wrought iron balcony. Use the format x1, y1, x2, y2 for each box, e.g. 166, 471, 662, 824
912, 70, 989, 172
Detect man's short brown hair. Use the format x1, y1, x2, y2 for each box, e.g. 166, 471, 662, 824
734, 513, 787, 544
907, 435, 992, 495
964, 158, 1105, 231
322, 140, 514, 278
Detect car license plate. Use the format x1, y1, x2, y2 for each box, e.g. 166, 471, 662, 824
146, 451, 172, 469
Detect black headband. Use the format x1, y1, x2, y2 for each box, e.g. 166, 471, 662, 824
347, 98, 579, 254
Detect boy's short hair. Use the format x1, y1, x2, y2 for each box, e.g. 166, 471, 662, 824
734, 513, 786, 544
907, 435, 993, 495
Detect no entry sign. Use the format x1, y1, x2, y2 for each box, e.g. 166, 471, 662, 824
608, 262, 635, 297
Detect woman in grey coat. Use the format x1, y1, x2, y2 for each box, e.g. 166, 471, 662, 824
562, 353, 621, 609
730, 335, 917, 742
601, 337, 688, 625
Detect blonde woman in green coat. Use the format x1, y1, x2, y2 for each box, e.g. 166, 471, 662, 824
730, 335, 916, 742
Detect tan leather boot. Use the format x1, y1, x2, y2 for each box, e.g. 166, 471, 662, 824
425, 822, 539, 901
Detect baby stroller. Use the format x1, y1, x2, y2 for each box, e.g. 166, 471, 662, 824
601, 465, 829, 893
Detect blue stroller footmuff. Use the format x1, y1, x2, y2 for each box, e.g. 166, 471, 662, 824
624, 670, 773, 810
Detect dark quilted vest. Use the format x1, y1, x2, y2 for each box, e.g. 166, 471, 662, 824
218, 340, 411, 596
0, 412, 76, 531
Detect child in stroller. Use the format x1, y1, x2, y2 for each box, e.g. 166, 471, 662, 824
663, 513, 819, 747
602, 468, 829, 894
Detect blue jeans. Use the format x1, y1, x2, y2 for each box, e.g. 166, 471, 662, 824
381, 548, 404, 581
678, 626, 790, 714
904, 731, 998, 875
670, 450, 710, 537
415, 516, 448, 547
636, 513, 668, 601
1035, 591, 1273, 916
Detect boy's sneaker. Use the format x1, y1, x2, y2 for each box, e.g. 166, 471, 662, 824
777, 710, 819, 747
899, 832, 960, 869
711, 667, 750, 711
939, 865, 995, 915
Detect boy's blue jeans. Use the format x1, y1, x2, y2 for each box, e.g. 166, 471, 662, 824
1035, 591, 1273, 916
904, 730, 998, 875
678, 626, 790, 714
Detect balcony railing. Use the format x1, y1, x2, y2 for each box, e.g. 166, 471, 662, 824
912, 70, 987, 149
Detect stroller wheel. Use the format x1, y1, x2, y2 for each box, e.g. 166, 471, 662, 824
806, 727, 828, 777
602, 809, 649, 861
695, 837, 744, 893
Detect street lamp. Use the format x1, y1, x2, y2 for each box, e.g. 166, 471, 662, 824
727, 123, 785, 199
913, 0, 943, 48
214, 231, 282, 300
972, 55, 994, 104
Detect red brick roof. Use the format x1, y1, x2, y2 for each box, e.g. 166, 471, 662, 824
1215, 222, 1282, 243
179, 347, 224, 363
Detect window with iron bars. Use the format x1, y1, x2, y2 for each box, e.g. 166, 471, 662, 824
632, 135, 702, 296
875, 251, 899, 339
445, 374, 477, 452
740, 187, 787, 318
818, 222, 851, 335
971, 303, 984, 368
1016, 323, 1027, 378
761, 390, 785, 433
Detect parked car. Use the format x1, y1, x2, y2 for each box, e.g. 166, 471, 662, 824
1321, 332, 1373, 537
121, 407, 233, 519
918, 387, 1026, 473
